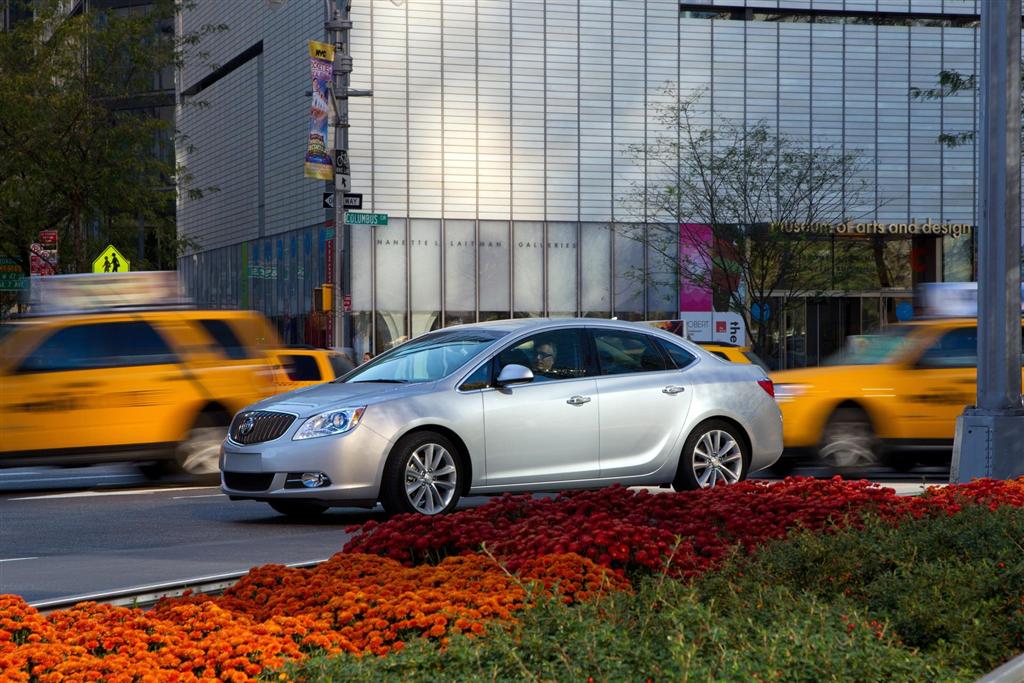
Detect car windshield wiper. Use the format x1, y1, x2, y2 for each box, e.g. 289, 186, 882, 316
349, 378, 409, 383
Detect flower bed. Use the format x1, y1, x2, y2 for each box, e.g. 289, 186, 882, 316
343, 477, 1024, 576
2, 478, 1023, 682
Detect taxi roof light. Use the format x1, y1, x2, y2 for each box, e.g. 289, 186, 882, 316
917, 282, 1024, 319
24, 271, 192, 317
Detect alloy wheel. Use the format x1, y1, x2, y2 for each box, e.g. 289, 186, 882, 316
404, 442, 458, 515
691, 429, 743, 488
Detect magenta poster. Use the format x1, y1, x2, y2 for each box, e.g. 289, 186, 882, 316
679, 223, 713, 312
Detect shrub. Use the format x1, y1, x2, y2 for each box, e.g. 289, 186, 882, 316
292, 505, 1024, 682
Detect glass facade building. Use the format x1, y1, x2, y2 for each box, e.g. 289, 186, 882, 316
177, 0, 1001, 367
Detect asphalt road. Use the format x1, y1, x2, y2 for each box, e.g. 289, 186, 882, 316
0, 462, 950, 604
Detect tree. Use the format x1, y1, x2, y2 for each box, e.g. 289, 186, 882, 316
621, 88, 887, 365
0, 0, 221, 276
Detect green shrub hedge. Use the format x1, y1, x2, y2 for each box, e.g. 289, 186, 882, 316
287, 505, 1024, 682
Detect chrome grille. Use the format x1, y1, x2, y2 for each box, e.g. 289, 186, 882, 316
229, 410, 295, 445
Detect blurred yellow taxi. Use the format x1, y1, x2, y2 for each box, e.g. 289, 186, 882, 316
0, 273, 281, 480
698, 342, 769, 370
269, 346, 354, 394
771, 317, 1024, 470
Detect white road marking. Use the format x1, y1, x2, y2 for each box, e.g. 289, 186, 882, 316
0, 557, 38, 563
9, 487, 218, 501
172, 493, 226, 499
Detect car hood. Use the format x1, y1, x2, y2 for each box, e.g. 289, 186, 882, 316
247, 380, 436, 417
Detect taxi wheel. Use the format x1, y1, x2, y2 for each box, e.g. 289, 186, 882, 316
268, 501, 328, 518
819, 407, 879, 472
174, 412, 229, 484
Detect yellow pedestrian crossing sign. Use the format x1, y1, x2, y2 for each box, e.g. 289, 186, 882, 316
92, 245, 130, 273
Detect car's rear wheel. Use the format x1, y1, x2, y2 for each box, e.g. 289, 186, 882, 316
818, 406, 878, 472
268, 501, 329, 518
381, 431, 463, 515
673, 419, 748, 491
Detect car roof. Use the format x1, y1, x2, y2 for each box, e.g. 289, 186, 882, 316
445, 317, 669, 334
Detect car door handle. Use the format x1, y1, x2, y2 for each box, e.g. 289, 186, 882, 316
566, 395, 592, 406
662, 385, 686, 395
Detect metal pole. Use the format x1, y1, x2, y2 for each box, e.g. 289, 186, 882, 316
326, 1, 350, 355
977, 0, 1022, 411
951, 0, 1024, 482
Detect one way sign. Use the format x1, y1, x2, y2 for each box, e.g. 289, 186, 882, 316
324, 192, 363, 209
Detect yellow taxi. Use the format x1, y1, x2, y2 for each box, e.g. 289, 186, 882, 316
268, 346, 354, 394
698, 342, 769, 370
771, 317, 1024, 470
0, 273, 281, 480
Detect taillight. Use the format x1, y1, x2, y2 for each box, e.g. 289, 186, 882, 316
757, 378, 775, 397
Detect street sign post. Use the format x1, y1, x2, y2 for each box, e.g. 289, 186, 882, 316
92, 245, 130, 273
344, 212, 388, 226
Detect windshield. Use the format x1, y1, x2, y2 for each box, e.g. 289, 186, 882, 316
823, 328, 916, 366
341, 329, 507, 383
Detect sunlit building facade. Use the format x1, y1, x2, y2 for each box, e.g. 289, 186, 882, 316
177, 0, 993, 368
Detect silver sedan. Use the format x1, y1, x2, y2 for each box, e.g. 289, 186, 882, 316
221, 319, 782, 517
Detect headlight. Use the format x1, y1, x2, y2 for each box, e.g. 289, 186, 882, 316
293, 406, 366, 440
773, 384, 810, 403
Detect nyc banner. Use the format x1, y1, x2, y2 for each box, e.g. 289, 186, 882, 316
304, 40, 334, 180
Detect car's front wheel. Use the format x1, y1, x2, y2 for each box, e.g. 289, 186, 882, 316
673, 419, 748, 491
381, 431, 463, 515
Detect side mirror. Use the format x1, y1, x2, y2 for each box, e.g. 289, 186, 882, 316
496, 363, 534, 386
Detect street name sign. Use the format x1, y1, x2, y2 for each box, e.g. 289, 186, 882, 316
0, 256, 27, 291
344, 212, 388, 226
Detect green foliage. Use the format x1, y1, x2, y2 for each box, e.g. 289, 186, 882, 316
288, 506, 1024, 683
0, 0, 222, 273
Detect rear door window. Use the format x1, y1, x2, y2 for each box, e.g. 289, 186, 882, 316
18, 321, 176, 373
197, 319, 251, 360
279, 354, 322, 381
592, 329, 671, 375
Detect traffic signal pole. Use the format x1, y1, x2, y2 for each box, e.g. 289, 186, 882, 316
951, 0, 1024, 481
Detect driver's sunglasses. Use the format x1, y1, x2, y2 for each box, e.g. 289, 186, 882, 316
535, 351, 553, 359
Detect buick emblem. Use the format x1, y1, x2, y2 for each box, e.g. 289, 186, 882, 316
239, 415, 256, 436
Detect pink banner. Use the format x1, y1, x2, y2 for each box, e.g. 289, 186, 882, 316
679, 223, 713, 312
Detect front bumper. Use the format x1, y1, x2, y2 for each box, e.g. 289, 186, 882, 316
219, 422, 392, 506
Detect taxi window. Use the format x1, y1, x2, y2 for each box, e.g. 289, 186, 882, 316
197, 319, 251, 360
328, 354, 355, 378
279, 354, 321, 381
18, 321, 176, 373
917, 327, 978, 369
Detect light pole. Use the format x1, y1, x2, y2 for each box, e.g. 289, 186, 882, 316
951, 0, 1024, 481
323, 0, 371, 356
